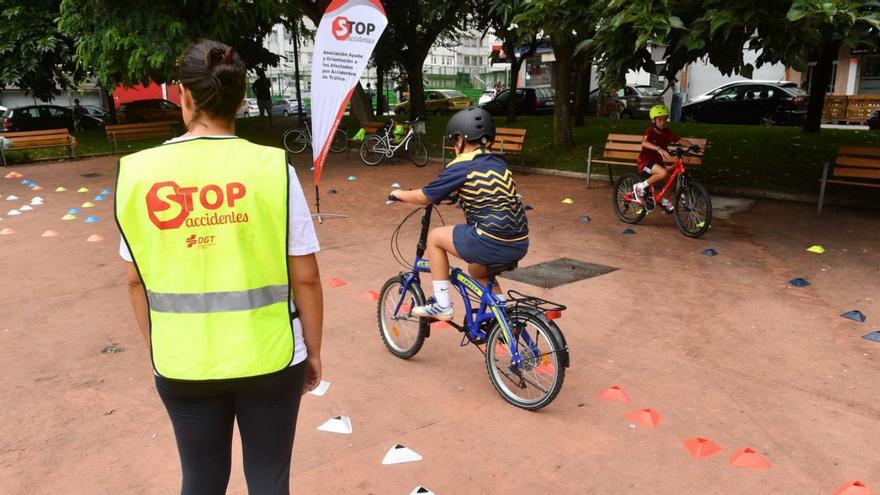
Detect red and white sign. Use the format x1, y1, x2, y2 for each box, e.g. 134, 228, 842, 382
311, 0, 387, 185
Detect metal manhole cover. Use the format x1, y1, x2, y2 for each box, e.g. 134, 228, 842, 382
501, 257, 618, 289
80, 172, 103, 178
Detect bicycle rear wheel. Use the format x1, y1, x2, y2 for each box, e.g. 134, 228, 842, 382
612, 173, 647, 224
283, 129, 309, 154
673, 181, 712, 238
377, 275, 429, 359
407, 135, 429, 167
485, 309, 566, 410
360, 134, 385, 166
330, 128, 348, 153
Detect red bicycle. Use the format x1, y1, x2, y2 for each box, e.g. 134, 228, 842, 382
612, 144, 712, 238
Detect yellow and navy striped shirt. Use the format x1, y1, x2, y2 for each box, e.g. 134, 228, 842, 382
421, 150, 528, 242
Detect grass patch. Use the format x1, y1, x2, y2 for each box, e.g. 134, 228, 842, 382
5, 115, 879, 196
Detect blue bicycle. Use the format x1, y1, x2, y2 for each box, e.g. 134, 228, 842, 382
378, 199, 570, 410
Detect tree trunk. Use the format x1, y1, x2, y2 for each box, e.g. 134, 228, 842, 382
375, 58, 384, 116
803, 39, 838, 133
574, 54, 592, 127
350, 83, 374, 124
406, 60, 427, 119
507, 58, 522, 124
102, 86, 118, 124
551, 37, 575, 147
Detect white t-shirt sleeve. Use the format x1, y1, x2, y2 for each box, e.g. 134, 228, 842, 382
118, 165, 319, 261
286, 164, 320, 256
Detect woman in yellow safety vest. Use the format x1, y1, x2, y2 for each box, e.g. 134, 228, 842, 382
116, 39, 323, 494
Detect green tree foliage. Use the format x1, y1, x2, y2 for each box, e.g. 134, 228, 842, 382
58, 0, 284, 87
0, 0, 81, 101
587, 0, 880, 132
476, 0, 539, 123
515, 0, 595, 147
379, 0, 470, 119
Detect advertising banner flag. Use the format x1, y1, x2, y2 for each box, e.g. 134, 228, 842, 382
310, 0, 387, 187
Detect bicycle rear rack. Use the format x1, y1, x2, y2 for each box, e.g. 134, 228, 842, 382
505, 290, 567, 319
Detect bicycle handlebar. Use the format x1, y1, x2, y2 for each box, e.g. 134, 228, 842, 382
669, 144, 702, 157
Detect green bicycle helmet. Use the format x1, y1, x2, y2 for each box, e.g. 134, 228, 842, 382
649, 104, 670, 120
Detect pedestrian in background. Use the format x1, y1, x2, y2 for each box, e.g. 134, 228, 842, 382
252, 67, 273, 125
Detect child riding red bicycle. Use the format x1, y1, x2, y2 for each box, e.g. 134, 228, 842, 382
633, 104, 694, 213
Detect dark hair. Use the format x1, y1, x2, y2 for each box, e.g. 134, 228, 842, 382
177, 39, 246, 121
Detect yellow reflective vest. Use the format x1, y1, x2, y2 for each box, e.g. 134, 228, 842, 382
115, 137, 294, 380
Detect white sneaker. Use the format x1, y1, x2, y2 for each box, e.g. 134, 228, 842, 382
633, 183, 655, 211
412, 302, 453, 320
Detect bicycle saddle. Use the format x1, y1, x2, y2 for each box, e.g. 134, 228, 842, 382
486, 262, 518, 277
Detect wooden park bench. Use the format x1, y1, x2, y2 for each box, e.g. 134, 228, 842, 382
105, 121, 179, 154
817, 146, 880, 214
442, 127, 527, 165
0, 128, 76, 167
585, 133, 707, 188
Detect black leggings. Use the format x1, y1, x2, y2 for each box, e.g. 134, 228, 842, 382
155, 362, 307, 495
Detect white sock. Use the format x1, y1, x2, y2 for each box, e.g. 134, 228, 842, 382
432, 280, 451, 308
637, 180, 648, 190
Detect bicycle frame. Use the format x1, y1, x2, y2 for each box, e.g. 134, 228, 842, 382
372, 127, 415, 157
390, 205, 533, 368
651, 157, 686, 202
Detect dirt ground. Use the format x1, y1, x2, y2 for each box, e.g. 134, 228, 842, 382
1, 152, 878, 495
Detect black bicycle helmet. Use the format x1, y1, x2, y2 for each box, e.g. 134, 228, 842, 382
445, 107, 495, 144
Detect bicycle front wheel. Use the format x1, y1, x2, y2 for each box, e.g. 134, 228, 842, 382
283, 129, 309, 154
330, 128, 348, 153
407, 135, 429, 167
377, 275, 429, 359
612, 173, 647, 224
360, 134, 385, 166
485, 309, 566, 410
673, 181, 712, 238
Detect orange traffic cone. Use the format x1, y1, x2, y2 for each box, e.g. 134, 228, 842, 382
626, 408, 661, 428
729, 448, 772, 468
682, 437, 723, 460
86, 234, 104, 242
41, 230, 59, 238
328, 278, 347, 288
834, 481, 874, 495
362, 290, 380, 301
597, 386, 631, 403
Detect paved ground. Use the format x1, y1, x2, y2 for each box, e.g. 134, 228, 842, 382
1, 153, 878, 494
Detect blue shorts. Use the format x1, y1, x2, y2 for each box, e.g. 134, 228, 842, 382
452, 224, 528, 266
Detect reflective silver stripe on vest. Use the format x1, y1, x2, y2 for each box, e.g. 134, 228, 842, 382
146, 285, 289, 313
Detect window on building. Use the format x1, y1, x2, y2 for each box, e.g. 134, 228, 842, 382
431, 56, 436, 65
804, 61, 838, 94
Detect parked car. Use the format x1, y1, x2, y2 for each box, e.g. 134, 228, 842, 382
685, 80, 797, 105
271, 98, 309, 117
116, 99, 182, 124
1, 105, 103, 132
237, 98, 259, 117
866, 109, 880, 130
395, 89, 472, 116
587, 85, 662, 119
69, 104, 112, 124
480, 87, 554, 116
681, 82, 808, 125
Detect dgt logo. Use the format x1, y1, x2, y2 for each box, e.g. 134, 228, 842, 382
186, 234, 216, 248
145, 181, 246, 230
331, 16, 376, 40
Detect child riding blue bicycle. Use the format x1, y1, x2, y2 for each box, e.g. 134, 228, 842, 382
383, 108, 568, 410
389, 107, 529, 320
